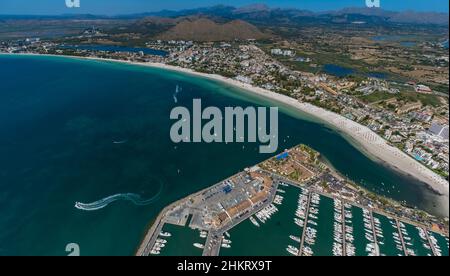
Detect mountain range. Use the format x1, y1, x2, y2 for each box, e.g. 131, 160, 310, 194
0, 4, 448, 25
121, 4, 449, 26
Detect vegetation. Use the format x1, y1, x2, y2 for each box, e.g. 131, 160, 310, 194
360, 90, 443, 107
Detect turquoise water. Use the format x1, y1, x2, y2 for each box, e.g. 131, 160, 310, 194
0, 54, 446, 255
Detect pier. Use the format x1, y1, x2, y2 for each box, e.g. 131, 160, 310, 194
341, 200, 346, 256
424, 228, 438, 256
395, 219, 408, 256
136, 207, 169, 256
203, 232, 222, 256
369, 211, 379, 256
298, 192, 312, 256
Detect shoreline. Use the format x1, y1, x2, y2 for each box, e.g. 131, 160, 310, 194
2, 53, 449, 212
133, 61, 449, 194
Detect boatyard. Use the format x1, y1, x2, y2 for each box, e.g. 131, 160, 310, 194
137, 144, 449, 257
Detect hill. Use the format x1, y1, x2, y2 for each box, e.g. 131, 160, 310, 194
156, 18, 268, 41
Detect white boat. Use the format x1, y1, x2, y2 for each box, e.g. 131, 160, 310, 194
289, 235, 301, 243
193, 243, 204, 249
221, 244, 231, 248
294, 218, 304, 227
199, 230, 208, 238
150, 250, 160, 255
286, 247, 299, 256
287, 245, 299, 256
160, 231, 172, 237
223, 239, 232, 244
309, 214, 318, 220
250, 216, 260, 227
302, 246, 313, 256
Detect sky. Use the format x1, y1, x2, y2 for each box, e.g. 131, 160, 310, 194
0, 0, 448, 15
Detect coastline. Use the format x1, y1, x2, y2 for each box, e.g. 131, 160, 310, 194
134, 61, 449, 195
2, 53, 448, 210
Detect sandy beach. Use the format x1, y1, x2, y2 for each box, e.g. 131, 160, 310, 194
3, 53, 449, 205
135, 61, 449, 197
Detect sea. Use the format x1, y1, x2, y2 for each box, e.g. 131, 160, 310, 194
0, 54, 446, 255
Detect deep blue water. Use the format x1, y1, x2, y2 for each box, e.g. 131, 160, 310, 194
0, 54, 445, 255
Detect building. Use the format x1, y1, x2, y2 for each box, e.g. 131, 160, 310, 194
235, 75, 253, 84
271, 48, 295, 57
415, 84, 432, 94
396, 102, 422, 115
429, 123, 449, 140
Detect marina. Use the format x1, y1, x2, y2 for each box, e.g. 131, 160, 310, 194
219, 184, 305, 256
372, 213, 405, 256
138, 180, 449, 256
399, 222, 434, 256
137, 144, 448, 257
151, 221, 206, 256
344, 205, 369, 256
218, 185, 448, 256
428, 231, 449, 256
301, 194, 335, 256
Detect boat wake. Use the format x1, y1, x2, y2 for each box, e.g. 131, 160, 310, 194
75, 184, 163, 211
173, 84, 182, 103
